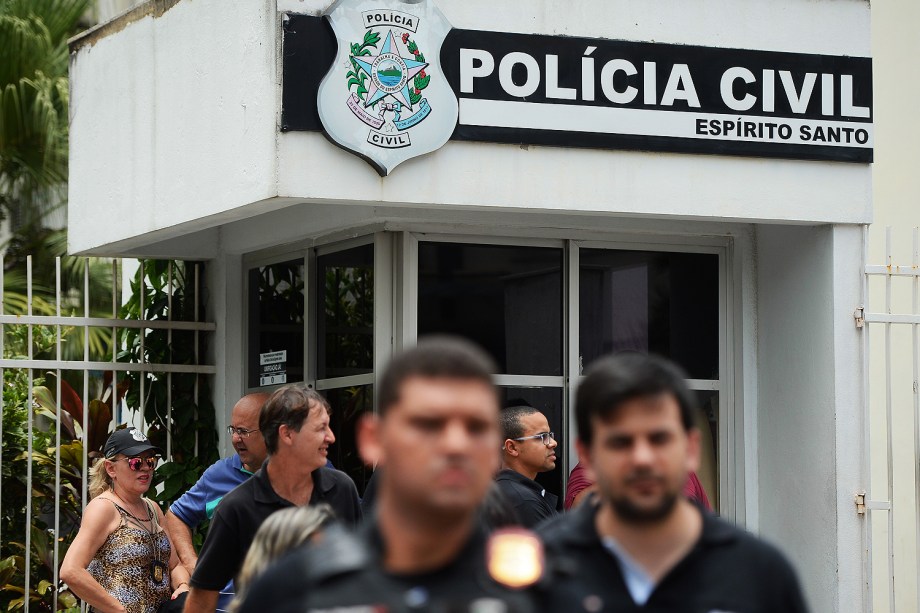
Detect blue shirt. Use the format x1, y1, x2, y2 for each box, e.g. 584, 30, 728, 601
169, 455, 252, 611
169, 455, 253, 526
602, 536, 656, 605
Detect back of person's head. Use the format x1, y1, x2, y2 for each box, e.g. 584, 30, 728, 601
499, 405, 539, 442
260, 385, 331, 454
576, 352, 696, 445
377, 335, 497, 415
478, 483, 521, 531
229, 504, 335, 613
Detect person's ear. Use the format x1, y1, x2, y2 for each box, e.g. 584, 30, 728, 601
277, 424, 295, 448
502, 438, 519, 457
104, 459, 118, 480
358, 413, 383, 467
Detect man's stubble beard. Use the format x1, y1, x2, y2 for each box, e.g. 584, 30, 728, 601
601, 470, 681, 525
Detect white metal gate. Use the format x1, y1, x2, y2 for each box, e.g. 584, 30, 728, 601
861, 226, 920, 613
0, 257, 215, 612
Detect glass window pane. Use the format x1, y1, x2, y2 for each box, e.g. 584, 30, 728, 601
694, 389, 719, 511
316, 244, 374, 380
321, 385, 374, 496
579, 249, 719, 379
248, 259, 305, 388
499, 387, 564, 507
418, 242, 563, 376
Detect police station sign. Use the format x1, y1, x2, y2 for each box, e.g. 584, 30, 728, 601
443, 29, 872, 163
316, 0, 458, 175
283, 7, 872, 169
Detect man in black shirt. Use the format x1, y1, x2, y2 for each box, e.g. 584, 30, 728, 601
183, 386, 361, 613
237, 337, 542, 613
495, 405, 559, 528
539, 353, 808, 612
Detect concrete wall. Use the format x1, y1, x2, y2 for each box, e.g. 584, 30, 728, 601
69, 0, 280, 255
756, 224, 865, 613
869, 0, 920, 609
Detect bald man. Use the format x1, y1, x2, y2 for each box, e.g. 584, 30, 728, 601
165, 393, 269, 609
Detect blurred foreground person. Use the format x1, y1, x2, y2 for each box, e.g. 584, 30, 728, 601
228, 504, 335, 612
61, 428, 190, 613
540, 354, 808, 611
238, 336, 542, 613
564, 461, 711, 511
184, 385, 361, 613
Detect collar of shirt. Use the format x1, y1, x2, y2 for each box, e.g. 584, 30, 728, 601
250, 462, 334, 506
559, 497, 737, 550
601, 536, 655, 605
496, 469, 547, 497
229, 453, 254, 476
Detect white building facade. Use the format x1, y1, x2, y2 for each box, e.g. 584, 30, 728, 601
69, 1, 873, 610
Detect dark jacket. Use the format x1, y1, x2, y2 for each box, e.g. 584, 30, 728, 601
494, 469, 559, 529
538, 500, 809, 612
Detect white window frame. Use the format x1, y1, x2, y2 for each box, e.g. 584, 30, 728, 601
242, 226, 742, 522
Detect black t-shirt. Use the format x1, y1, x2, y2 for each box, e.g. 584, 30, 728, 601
189, 463, 361, 591
538, 501, 809, 612
237, 520, 542, 613
494, 469, 559, 529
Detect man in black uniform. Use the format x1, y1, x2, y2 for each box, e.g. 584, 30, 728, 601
495, 405, 559, 528
540, 353, 809, 612
183, 386, 361, 613
237, 337, 542, 613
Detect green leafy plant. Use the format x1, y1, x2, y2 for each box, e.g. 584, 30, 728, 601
0, 259, 216, 611
0, 326, 86, 611
119, 260, 217, 510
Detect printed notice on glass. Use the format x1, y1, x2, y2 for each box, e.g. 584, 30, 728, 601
259, 350, 287, 386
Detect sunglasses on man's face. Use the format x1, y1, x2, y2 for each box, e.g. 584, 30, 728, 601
117, 456, 159, 471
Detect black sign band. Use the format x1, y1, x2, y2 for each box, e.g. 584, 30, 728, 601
282, 14, 872, 163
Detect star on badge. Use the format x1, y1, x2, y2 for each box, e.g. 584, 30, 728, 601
352, 30, 428, 109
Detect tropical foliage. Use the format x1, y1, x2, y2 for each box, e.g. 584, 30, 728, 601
119, 260, 217, 519
0, 0, 115, 361
0, 0, 91, 223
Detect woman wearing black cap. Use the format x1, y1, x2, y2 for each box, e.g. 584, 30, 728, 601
61, 427, 190, 613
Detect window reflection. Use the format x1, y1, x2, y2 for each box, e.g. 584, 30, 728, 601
580, 249, 719, 379
247, 260, 305, 388
316, 244, 374, 380
418, 242, 563, 376
321, 385, 373, 496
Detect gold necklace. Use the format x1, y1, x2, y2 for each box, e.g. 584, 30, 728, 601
111, 490, 152, 523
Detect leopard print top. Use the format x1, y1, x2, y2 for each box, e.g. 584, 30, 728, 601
86, 499, 172, 613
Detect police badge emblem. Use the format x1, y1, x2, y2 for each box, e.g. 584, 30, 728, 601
317, 0, 458, 176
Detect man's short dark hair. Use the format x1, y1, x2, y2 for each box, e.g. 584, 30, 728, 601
377, 336, 498, 415
260, 385, 331, 454
575, 353, 697, 445
500, 405, 540, 441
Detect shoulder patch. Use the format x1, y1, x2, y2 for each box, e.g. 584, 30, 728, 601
486, 528, 544, 589
302, 523, 372, 583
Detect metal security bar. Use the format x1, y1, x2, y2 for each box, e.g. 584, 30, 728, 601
0, 257, 215, 612
861, 226, 920, 613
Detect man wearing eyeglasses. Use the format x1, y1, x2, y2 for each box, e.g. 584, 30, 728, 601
183, 385, 361, 613
495, 405, 560, 528
165, 393, 269, 610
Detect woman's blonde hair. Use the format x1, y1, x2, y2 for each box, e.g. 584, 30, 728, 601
88, 456, 114, 499
230, 504, 335, 612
